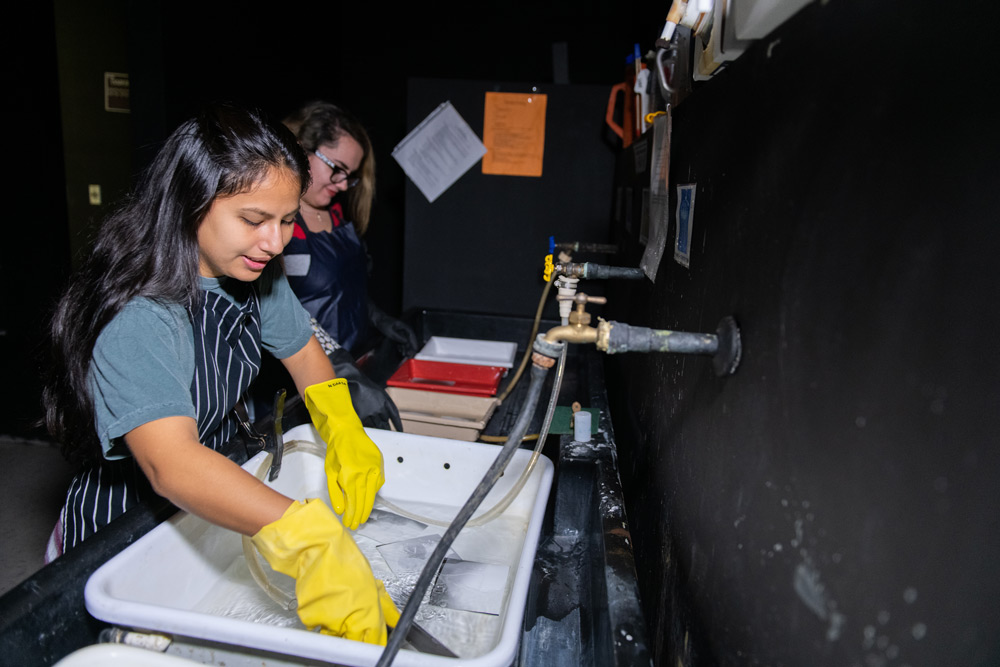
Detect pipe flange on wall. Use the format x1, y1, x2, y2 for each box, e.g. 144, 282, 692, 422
713, 316, 742, 377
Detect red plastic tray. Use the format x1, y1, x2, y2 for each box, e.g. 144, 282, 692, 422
386, 359, 506, 397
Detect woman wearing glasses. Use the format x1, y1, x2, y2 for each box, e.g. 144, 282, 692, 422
277, 101, 415, 430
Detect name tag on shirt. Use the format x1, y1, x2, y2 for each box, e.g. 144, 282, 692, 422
284, 254, 311, 276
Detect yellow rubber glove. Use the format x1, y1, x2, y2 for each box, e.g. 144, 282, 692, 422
251, 499, 399, 644
304, 378, 385, 530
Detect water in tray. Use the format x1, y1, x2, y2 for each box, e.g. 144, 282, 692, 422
191, 500, 528, 659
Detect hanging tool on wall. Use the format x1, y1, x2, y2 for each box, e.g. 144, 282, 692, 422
657, 0, 714, 48
657, 0, 688, 47
606, 44, 650, 147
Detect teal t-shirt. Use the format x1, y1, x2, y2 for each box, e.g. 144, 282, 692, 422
89, 273, 312, 459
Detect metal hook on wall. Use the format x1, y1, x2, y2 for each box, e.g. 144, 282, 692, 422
656, 45, 677, 95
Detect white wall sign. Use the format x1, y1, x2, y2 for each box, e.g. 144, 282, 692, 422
674, 183, 697, 267
104, 72, 129, 113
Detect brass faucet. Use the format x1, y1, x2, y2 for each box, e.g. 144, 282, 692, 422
543, 292, 610, 348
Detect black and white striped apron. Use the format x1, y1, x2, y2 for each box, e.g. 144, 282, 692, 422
57, 284, 263, 553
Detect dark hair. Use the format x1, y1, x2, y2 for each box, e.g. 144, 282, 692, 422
43, 104, 310, 466
282, 100, 375, 234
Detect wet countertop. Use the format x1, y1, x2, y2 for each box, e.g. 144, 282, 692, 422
0, 311, 650, 666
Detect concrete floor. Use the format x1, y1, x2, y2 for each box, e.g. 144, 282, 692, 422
0, 436, 77, 596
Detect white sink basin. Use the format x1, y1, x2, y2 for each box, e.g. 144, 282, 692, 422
85, 424, 554, 667
54, 644, 202, 666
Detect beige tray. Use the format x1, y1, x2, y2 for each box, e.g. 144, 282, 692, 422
387, 387, 499, 424
387, 387, 499, 441
398, 418, 481, 442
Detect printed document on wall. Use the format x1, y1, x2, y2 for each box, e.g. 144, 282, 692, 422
392, 101, 487, 203
481, 91, 547, 177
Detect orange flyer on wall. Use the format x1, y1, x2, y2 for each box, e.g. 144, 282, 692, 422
482, 92, 547, 177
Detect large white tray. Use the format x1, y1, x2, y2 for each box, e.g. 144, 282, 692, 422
85, 424, 554, 667
54, 645, 201, 666
414, 337, 518, 369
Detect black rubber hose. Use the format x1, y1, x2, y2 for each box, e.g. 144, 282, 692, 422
375, 362, 552, 666
555, 262, 645, 281
497, 275, 554, 403
605, 321, 718, 355
582, 263, 644, 280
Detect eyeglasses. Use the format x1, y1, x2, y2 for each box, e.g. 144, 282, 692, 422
313, 150, 360, 188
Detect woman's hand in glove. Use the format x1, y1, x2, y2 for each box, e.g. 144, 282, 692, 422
327, 347, 403, 432
304, 379, 385, 529
368, 300, 419, 359
252, 499, 399, 644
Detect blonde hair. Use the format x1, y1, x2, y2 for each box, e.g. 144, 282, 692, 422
283, 101, 375, 235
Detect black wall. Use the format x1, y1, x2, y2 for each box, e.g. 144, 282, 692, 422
605, 1, 1000, 665
401, 77, 617, 319
141, 0, 668, 320
1, 3, 70, 439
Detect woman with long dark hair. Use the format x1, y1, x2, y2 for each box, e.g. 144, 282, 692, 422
42, 103, 397, 644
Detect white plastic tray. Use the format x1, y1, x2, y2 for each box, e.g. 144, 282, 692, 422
85, 424, 554, 667
414, 337, 518, 368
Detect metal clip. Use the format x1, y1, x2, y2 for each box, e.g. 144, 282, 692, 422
656, 46, 677, 95
234, 389, 287, 482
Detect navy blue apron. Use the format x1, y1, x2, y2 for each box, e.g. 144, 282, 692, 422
284, 204, 368, 353
58, 284, 262, 552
